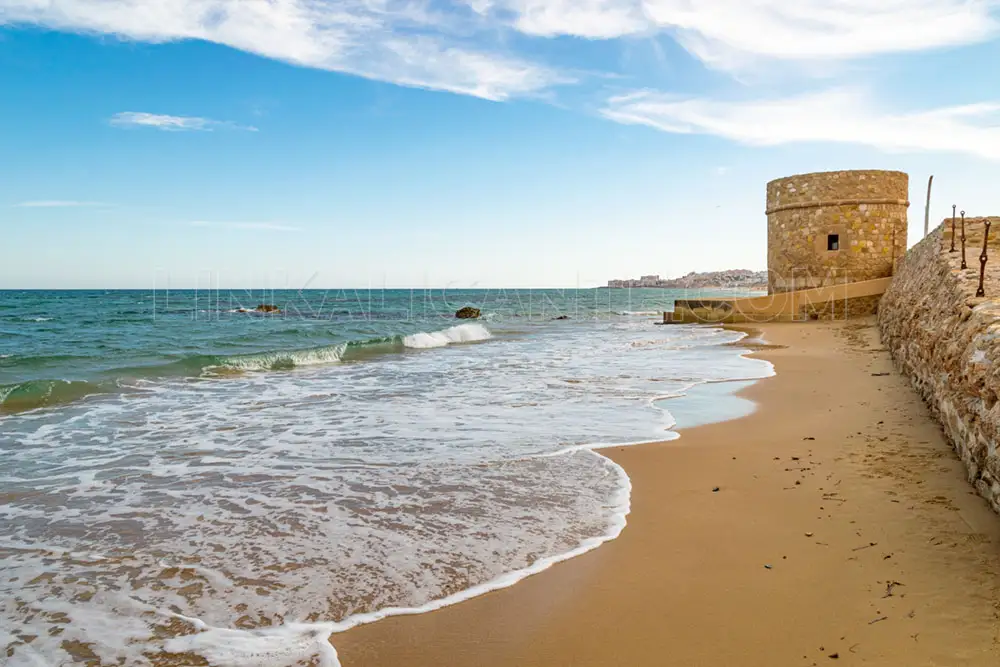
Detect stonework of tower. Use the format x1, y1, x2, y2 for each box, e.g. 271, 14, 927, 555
766, 170, 909, 294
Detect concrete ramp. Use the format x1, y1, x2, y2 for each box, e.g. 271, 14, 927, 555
667, 277, 893, 324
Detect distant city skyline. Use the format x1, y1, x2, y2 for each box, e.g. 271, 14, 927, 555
2, 2, 1000, 288
606, 269, 768, 289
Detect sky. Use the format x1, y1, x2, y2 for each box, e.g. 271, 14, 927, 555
2, 0, 1000, 289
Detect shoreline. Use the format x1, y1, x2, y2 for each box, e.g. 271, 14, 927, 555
5, 313, 768, 667
301, 325, 775, 663
174, 326, 769, 665
333, 317, 1000, 666
228, 327, 770, 666
306, 326, 774, 661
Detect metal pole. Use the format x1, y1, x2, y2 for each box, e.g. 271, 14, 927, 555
961, 211, 967, 269
924, 175, 933, 237
977, 220, 991, 298
950, 205, 957, 252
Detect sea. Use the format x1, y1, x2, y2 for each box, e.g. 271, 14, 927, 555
0, 288, 773, 666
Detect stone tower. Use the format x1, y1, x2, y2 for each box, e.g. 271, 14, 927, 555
766, 170, 909, 294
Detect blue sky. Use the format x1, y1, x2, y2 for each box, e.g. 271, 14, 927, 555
2, 1, 1000, 289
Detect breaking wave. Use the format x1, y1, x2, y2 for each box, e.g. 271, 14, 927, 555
0, 379, 112, 414
402, 323, 492, 349
0, 323, 494, 413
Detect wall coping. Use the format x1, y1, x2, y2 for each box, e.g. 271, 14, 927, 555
766, 198, 911, 215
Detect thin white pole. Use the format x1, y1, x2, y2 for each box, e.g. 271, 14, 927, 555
924, 175, 934, 237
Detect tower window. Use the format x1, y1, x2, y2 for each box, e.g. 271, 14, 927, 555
827, 234, 840, 251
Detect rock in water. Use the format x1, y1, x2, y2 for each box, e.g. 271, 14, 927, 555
455, 306, 481, 319
255, 304, 281, 313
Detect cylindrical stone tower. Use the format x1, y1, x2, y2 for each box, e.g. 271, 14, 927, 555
766, 170, 909, 294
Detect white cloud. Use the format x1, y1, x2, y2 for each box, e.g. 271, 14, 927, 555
14, 200, 108, 207
190, 221, 301, 232
110, 112, 257, 131
643, 0, 1000, 70
0, 0, 994, 101
3, 0, 998, 155
355, 36, 571, 101
602, 88, 1000, 160
465, 0, 999, 70
459, 0, 648, 38
715, 166, 729, 176
0, 0, 566, 100
505, 0, 649, 38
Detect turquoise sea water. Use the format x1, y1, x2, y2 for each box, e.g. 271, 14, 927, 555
0, 288, 771, 666
1, 288, 753, 413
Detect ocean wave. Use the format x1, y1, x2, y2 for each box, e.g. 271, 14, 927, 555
1, 323, 495, 413
0, 379, 111, 413
402, 323, 492, 349
216, 323, 492, 369
212, 344, 350, 372
0, 353, 94, 368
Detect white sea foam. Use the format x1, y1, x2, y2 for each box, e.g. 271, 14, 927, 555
169, 448, 632, 667
0, 319, 772, 666
402, 322, 492, 348
210, 324, 493, 371
217, 343, 349, 370
165, 621, 341, 667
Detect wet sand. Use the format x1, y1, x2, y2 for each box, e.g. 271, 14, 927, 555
334, 317, 1000, 666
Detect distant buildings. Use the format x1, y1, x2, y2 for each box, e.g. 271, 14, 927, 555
606, 270, 768, 290
604, 275, 663, 288
607, 275, 662, 288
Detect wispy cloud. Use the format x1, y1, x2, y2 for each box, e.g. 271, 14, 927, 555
0, 0, 994, 103
602, 88, 1000, 161
110, 112, 257, 132
481, 0, 651, 39
190, 221, 301, 232
13, 200, 108, 208
469, 0, 1000, 70
643, 0, 999, 71
2, 0, 999, 160
0, 0, 567, 101
0, 0, 993, 102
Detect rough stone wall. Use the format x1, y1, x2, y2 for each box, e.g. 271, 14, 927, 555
767, 170, 909, 294
667, 295, 879, 324
878, 218, 1000, 515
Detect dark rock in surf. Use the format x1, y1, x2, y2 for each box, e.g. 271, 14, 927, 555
554, 315, 570, 320
455, 307, 481, 319
255, 304, 281, 313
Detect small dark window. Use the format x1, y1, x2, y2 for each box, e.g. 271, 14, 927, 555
827, 234, 840, 251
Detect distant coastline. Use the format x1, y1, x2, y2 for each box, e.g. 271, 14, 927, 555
604, 269, 768, 290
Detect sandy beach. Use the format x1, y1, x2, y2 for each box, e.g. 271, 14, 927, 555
334, 317, 1000, 666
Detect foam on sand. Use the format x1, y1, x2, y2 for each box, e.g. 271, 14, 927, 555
164, 448, 632, 667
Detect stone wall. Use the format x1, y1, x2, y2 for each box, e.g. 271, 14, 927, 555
878, 218, 1000, 515
668, 277, 892, 324
767, 170, 909, 294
